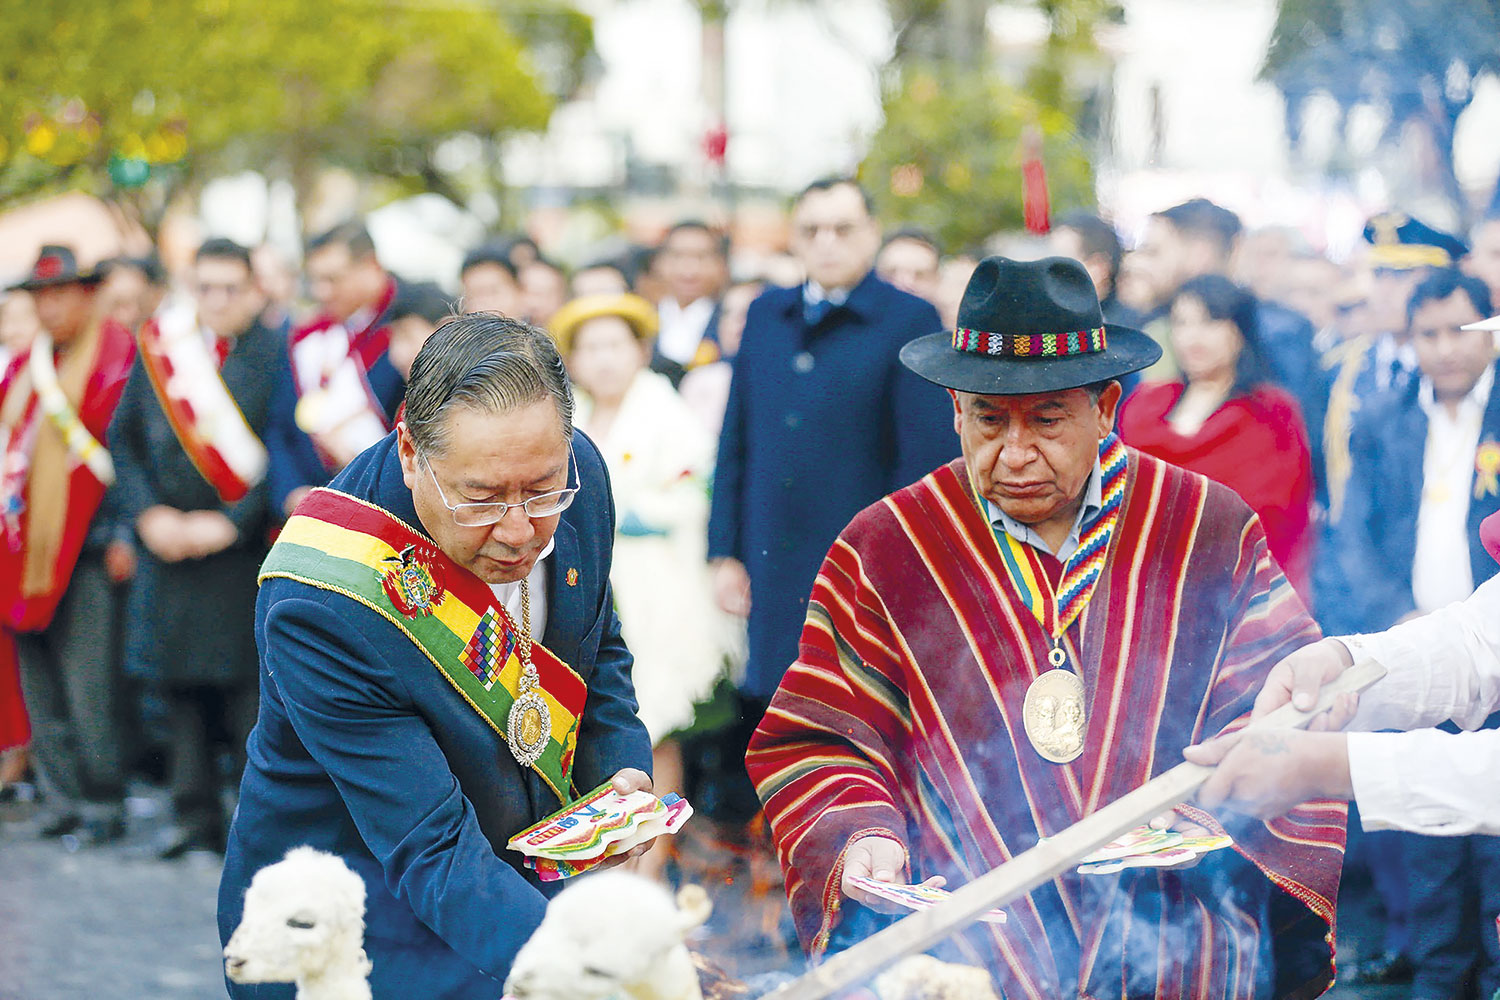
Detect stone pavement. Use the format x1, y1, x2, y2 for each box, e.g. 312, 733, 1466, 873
0, 780, 1418, 1000
0, 784, 227, 1000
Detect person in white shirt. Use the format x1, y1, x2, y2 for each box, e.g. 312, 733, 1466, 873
1191, 312, 1500, 823
649, 221, 728, 387
1186, 558, 1500, 832
1194, 289, 1500, 999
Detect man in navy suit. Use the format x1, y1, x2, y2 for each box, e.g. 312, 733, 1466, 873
709, 178, 958, 709
1329, 268, 1500, 999
219, 315, 652, 998
1334, 269, 1500, 630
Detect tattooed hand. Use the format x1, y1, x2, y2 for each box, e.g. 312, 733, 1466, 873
1186, 729, 1353, 819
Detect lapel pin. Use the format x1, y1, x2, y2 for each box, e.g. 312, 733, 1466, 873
566, 568, 579, 587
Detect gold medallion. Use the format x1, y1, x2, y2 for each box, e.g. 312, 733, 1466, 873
503, 580, 552, 768
507, 690, 551, 767
1023, 668, 1086, 764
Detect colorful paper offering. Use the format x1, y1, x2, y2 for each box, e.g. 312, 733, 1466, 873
1074, 825, 1233, 876
848, 875, 1008, 924
507, 782, 693, 880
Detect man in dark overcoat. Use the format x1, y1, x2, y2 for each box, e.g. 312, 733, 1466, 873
218, 314, 651, 998
709, 177, 957, 708
110, 238, 284, 857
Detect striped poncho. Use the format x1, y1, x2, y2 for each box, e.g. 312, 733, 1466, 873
746, 449, 1345, 1000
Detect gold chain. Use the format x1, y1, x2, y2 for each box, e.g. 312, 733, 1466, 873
518, 580, 536, 684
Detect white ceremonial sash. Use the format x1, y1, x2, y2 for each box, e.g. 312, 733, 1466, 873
143, 307, 268, 502
29, 334, 114, 486
291, 323, 388, 467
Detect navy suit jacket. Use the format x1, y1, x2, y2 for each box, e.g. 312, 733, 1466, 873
219, 431, 651, 999
708, 271, 959, 698
1325, 361, 1500, 634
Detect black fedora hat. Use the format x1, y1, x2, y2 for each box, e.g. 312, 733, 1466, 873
9, 245, 102, 292
901, 255, 1161, 395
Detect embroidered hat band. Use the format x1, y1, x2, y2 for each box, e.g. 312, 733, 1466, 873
952, 326, 1107, 358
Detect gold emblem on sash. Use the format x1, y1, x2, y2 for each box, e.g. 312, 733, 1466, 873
1023, 668, 1086, 764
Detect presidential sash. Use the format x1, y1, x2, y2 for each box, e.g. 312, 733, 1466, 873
138, 309, 268, 503
258, 488, 585, 801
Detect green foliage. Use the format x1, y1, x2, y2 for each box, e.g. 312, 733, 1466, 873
0, 0, 587, 210
860, 65, 1094, 253
1260, 0, 1500, 215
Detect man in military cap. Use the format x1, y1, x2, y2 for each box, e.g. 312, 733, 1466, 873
1317, 211, 1469, 563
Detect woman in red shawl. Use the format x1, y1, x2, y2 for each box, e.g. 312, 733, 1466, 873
1120, 275, 1314, 600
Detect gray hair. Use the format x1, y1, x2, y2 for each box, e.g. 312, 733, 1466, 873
403, 312, 574, 456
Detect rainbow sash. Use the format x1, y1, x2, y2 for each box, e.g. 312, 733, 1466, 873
982, 434, 1127, 645
259, 489, 585, 801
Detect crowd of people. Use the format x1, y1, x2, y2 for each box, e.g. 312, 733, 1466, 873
1, 176, 1498, 997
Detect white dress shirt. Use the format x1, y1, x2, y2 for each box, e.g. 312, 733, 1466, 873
1372, 332, 1418, 391
655, 297, 716, 365
488, 536, 553, 642
1411, 366, 1493, 612
1338, 572, 1500, 835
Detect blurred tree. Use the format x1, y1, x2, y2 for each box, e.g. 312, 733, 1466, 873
861, 0, 1117, 251
861, 65, 1093, 251
1262, 0, 1500, 222
0, 0, 589, 228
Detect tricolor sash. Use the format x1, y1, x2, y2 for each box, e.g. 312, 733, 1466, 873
139, 310, 268, 503
259, 489, 585, 801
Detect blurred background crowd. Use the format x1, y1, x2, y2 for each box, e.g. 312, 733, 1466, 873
4, 0, 1500, 997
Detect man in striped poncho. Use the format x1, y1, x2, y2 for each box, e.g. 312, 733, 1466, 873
746, 256, 1346, 999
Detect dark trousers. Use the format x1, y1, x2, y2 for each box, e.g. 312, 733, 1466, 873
1408, 832, 1500, 999
14, 554, 125, 816
165, 681, 256, 839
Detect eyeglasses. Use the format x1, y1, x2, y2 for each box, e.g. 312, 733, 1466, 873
422, 448, 580, 526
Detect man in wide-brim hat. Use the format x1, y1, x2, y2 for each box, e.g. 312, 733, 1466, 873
1, 243, 136, 845
746, 255, 1347, 998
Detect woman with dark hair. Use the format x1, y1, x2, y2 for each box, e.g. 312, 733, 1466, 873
1120, 274, 1315, 599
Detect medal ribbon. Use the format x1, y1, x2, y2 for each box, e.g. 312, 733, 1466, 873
981, 433, 1127, 663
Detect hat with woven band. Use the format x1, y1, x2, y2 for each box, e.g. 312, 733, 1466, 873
900, 255, 1161, 395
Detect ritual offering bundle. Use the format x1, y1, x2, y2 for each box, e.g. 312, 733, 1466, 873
508, 781, 693, 881
847, 876, 1008, 924
1074, 824, 1233, 875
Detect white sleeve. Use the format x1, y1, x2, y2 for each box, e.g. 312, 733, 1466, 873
1348, 729, 1500, 836
1339, 574, 1500, 732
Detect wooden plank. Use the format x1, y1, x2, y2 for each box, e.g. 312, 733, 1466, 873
762, 658, 1388, 1000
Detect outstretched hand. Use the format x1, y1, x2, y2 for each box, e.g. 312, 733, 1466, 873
593, 768, 656, 871
1186, 729, 1353, 819
1250, 637, 1360, 729
1145, 809, 1214, 869
842, 835, 946, 913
